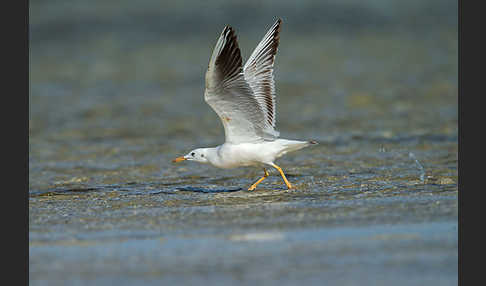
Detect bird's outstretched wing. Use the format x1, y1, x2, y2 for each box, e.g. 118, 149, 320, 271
204, 22, 281, 144
243, 18, 282, 129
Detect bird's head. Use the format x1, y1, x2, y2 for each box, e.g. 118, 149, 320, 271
172, 148, 210, 164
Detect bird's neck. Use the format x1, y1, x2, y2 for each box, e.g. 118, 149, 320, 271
203, 146, 223, 167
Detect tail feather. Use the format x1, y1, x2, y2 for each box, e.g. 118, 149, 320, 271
275, 139, 318, 158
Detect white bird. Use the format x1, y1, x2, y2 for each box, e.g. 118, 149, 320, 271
173, 18, 318, 191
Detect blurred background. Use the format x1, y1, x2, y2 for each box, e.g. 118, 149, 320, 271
29, 0, 457, 285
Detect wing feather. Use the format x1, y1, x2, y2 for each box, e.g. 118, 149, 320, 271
243, 18, 282, 129
204, 25, 278, 144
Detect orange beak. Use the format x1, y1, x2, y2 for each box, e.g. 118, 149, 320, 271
172, 156, 186, 163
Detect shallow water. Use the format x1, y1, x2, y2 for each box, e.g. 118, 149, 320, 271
29, 0, 457, 285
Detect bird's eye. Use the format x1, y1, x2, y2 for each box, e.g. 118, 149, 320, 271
191, 152, 195, 156
201, 154, 204, 157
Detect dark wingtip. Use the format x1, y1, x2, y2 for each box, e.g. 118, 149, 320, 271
275, 19, 283, 35
274, 18, 282, 33
222, 25, 233, 36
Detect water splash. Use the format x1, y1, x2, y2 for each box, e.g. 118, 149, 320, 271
408, 152, 425, 183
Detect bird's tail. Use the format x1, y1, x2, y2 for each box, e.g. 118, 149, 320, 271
275, 139, 318, 158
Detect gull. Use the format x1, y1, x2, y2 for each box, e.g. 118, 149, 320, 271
173, 18, 318, 191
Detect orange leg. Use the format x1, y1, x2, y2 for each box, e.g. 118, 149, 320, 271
270, 163, 293, 189
248, 168, 269, 191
